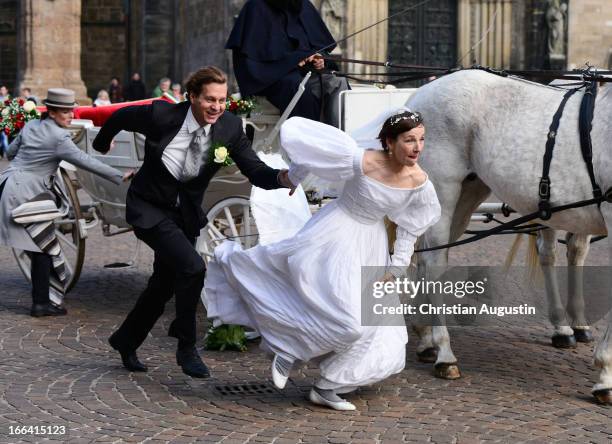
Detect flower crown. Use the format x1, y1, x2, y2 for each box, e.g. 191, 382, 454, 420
388, 111, 422, 127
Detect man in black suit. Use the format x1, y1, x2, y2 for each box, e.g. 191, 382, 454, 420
93, 66, 294, 377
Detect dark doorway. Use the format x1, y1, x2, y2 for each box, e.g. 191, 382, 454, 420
388, 0, 458, 81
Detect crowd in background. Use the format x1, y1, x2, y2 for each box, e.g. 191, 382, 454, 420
93, 72, 186, 107
0, 72, 186, 114
0, 73, 186, 159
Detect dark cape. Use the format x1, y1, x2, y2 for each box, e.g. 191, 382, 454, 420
226, 0, 336, 96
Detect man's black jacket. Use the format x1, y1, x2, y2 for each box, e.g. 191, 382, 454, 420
93, 100, 281, 237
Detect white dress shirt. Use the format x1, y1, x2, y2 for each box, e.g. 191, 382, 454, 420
162, 107, 211, 180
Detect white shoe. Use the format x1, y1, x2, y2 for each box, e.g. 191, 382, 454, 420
271, 354, 293, 389
308, 388, 356, 411
244, 330, 261, 341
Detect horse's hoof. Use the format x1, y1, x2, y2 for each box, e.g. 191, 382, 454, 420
573, 328, 594, 343
416, 347, 438, 363
593, 389, 612, 405
434, 363, 461, 380
551, 334, 577, 349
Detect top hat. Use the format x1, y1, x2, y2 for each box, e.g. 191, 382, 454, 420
43, 88, 78, 109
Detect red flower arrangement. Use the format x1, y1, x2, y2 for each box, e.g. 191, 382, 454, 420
0, 98, 40, 140
225, 94, 256, 115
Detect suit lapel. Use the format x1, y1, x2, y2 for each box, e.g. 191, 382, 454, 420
211, 116, 224, 146
157, 101, 191, 157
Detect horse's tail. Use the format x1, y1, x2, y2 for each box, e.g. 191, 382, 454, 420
504, 234, 523, 269
505, 234, 542, 283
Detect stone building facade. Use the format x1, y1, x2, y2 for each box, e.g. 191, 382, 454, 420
0, 0, 610, 102
567, 0, 612, 69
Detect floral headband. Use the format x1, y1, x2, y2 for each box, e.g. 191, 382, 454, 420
388, 111, 423, 127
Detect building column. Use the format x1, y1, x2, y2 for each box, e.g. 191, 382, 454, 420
17, 0, 90, 104
345, 0, 388, 74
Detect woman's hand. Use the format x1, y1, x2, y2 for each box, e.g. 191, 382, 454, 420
122, 169, 136, 182
380, 272, 396, 283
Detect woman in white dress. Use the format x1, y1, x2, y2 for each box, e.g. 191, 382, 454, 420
203, 111, 440, 410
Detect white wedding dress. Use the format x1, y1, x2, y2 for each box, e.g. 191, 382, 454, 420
203, 117, 441, 391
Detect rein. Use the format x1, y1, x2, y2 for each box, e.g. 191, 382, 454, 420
325, 59, 612, 85
414, 190, 612, 253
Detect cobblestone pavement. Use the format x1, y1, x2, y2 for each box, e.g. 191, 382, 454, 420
1, 159, 612, 443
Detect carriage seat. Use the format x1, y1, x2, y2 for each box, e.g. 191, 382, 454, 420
244, 97, 283, 153
248, 97, 281, 125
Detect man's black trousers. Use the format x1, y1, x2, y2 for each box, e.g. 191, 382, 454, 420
110, 209, 206, 351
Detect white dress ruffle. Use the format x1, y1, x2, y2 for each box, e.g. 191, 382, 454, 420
203, 117, 441, 390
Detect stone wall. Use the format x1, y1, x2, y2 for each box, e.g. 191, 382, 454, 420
567, 0, 612, 69
179, 0, 246, 91
141, 0, 176, 94
0, 0, 18, 93
81, 0, 128, 100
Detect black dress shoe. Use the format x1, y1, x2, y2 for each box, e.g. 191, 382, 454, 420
108, 336, 147, 372
30, 302, 67, 317
176, 346, 211, 378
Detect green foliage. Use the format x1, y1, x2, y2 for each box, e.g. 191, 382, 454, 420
204, 324, 248, 352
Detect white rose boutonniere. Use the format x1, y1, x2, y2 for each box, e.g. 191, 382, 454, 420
214, 146, 229, 163
209, 142, 234, 167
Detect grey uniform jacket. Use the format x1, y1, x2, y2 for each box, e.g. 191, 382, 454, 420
0, 118, 123, 252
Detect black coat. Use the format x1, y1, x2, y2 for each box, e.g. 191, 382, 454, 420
92, 100, 282, 237
226, 0, 336, 96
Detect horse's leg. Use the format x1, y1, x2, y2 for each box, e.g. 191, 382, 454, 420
590, 206, 612, 404
565, 232, 594, 343
417, 175, 490, 380
414, 180, 459, 374
593, 326, 612, 404
412, 325, 437, 363
537, 229, 576, 348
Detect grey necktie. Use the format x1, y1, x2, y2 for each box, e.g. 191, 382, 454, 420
182, 129, 205, 181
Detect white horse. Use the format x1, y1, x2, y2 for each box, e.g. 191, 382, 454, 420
406, 69, 612, 404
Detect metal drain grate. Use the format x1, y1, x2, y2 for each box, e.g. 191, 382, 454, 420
215, 383, 279, 397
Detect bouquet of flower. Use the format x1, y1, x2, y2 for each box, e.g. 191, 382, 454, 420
203, 324, 248, 352
0, 98, 40, 140
226, 94, 256, 115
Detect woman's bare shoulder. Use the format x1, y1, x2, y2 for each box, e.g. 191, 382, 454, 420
362, 149, 386, 174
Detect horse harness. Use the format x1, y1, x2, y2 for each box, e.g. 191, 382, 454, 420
414, 77, 612, 254
538, 80, 601, 220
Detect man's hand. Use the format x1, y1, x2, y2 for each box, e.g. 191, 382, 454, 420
277, 169, 297, 196
298, 53, 324, 70
122, 169, 136, 182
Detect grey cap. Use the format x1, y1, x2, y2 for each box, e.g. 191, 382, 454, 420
43, 88, 78, 109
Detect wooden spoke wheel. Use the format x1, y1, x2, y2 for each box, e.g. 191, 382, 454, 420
196, 196, 258, 264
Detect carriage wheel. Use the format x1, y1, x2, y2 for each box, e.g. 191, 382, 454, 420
12, 168, 86, 293
196, 196, 259, 264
